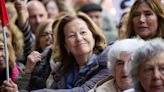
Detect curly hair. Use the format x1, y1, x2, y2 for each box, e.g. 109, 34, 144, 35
7, 22, 24, 61
0, 34, 16, 69
128, 38, 164, 92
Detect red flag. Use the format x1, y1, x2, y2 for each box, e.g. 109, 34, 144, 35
0, 0, 9, 27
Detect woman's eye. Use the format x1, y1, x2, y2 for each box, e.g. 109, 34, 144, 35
117, 62, 124, 65
143, 68, 153, 75
159, 67, 164, 74
81, 31, 87, 35
116, 60, 124, 66
144, 12, 153, 16
67, 34, 75, 38
133, 12, 140, 17
0, 47, 4, 52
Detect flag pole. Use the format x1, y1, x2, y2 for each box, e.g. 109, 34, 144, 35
2, 26, 9, 80
0, 0, 10, 80
2, 26, 10, 80
0, 0, 10, 81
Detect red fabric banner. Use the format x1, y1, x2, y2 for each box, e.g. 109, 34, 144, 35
0, 0, 9, 27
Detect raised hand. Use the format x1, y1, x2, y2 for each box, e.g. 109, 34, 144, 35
25, 51, 42, 74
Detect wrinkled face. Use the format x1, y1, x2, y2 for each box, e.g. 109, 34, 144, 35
0, 41, 5, 72
39, 23, 53, 50
46, 1, 59, 18
132, 3, 158, 40
115, 52, 132, 91
64, 18, 95, 58
139, 52, 164, 92
87, 11, 103, 29
28, 5, 47, 33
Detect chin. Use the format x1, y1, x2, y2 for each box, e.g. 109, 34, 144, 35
76, 51, 91, 55
140, 34, 151, 39
121, 85, 132, 91
0, 66, 5, 71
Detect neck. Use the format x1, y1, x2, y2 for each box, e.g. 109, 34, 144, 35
114, 80, 122, 92
74, 52, 93, 67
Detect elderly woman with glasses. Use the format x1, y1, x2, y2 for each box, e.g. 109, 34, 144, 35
128, 38, 164, 92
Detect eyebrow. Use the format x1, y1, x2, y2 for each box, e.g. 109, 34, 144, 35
116, 60, 124, 63
144, 10, 153, 13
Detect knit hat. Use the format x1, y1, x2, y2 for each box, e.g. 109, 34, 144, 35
78, 3, 102, 13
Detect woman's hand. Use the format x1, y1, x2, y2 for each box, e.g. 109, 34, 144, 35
25, 51, 42, 74
0, 79, 18, 92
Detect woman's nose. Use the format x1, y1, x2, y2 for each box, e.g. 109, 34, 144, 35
76, 34, 83, 41
139, 14, 146, 23
153, 68, 161, 80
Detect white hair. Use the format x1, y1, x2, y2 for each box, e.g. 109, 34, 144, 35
108, 38, 145, 76
128, 38, 164, 92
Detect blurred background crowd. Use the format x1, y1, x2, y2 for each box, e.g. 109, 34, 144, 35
1, 0, 164, 92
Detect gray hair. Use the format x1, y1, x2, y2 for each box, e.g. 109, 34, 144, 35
108, 38, 145, 76
128, 38, 164, 92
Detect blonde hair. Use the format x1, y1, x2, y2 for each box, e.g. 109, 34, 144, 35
0, 34, 16, 69
7, 22, 24, 60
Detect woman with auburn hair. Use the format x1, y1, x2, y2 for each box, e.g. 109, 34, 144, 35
2, 12, 109, 92
52, 12, 106, 61
0, 34, 20, 91
123, 0, 164, 40
28, 12, 108, 91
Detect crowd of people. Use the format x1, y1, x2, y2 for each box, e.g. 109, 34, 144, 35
0, 0, 164, 92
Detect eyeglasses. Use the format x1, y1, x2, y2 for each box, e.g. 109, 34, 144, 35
142, 67, 164, 77
41, 32, 53, 37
